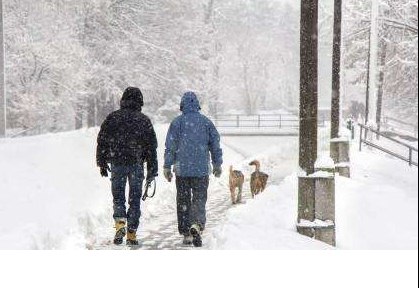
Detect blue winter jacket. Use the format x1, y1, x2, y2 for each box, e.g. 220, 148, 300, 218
164, 92, 223, 177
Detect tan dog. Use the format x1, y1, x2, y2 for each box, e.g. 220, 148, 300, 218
249, 160, 269, 198
229, 166, 245, 205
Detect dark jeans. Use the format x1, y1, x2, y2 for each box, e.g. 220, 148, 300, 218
111, 164, 144, 232
176, 176, 210, 236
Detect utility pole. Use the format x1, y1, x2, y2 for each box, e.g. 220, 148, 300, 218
376, 9, 389, 138
330, 0, 350, 173
375, 40, 386, 137
299, 0, 318, 175
331, 0, 342, 140
298, 0, 319, 228
365, 0, 379, 127
0, 0, 6, 138
365, 28, 372, 127
298, 1, 336, 247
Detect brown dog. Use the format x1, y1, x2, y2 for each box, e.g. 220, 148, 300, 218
229, 166, 245, 205
249, 160, 269, 198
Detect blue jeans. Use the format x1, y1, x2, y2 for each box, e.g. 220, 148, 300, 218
176, 177, 209, 236
111, 164, 144, 232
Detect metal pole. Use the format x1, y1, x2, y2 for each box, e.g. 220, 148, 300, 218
359, 125, 363, 152
376, 9, 389, 140
0, 0, 6, 138
409, 148, 412, 166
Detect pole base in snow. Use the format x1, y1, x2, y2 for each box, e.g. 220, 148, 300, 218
297, 221, 336, 247
336, 163, 351, 178
331, 138, 351, 178
298, 172, 336, 247
298, 177, 316, 223
330, 138, 350, 164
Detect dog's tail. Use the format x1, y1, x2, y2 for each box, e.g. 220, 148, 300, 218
249, 160, 261, 172
230, 165, 234, 174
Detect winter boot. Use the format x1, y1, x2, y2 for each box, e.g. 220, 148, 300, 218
190, 224, 203, 248
126, 230, 139, 246
183, 234, 193, 246
114, 220, 127, 245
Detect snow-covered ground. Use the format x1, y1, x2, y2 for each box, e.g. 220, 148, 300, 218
0, 125, 297, 249
0, 129, 110, 249
210, 142, 418, 250
0, 125, 417, 250
336, 149, 418, 249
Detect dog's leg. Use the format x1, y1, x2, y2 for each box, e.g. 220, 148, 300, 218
261, 176, 268, 192
255, 180, 261, 195
230, 187, 237, 205
237, 184, 243, 203
262, 181, 267, 192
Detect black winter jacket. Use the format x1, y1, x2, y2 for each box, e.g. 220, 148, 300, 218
96, 97, 158, 180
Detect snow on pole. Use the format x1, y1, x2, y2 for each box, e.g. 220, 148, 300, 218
0, 0, 5, 138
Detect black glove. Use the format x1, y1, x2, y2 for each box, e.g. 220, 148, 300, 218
100, 164, 110, 178
213, 166, 222, 178
164, 168, 173, 182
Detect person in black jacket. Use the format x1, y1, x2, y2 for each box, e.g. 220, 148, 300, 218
96, 87, 158, 246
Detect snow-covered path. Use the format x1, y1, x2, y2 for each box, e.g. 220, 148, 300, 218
88, 138, 251, 250
1, 125, 416, 250
88, 127, 296, 250
0, 124, 299, 249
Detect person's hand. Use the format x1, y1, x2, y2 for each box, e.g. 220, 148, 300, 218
100, 164, 111, 178
213, 166, 222, 178
146, 176, 156, 186
164, 168, 173, 182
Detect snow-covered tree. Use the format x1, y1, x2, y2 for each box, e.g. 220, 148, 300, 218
342, 0, 418, 125
3, 0, 416, 134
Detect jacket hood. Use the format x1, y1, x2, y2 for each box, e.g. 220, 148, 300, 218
120, 87, 144, 110
180, 92, 201, 113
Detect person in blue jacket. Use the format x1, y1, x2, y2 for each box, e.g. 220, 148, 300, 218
164, 91, 223, 247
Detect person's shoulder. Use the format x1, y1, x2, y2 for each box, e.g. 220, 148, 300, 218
138, 112, 152, 122
171, 115, 183, 125
104, 109, 121, 122
136, 113, 156, 130
200, 114, 216, 126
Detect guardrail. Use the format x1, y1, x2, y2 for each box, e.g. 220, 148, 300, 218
213, 114, 326, 129
359, 123, 418, 167
382, 116, 418, 140
8, 126, 42, 138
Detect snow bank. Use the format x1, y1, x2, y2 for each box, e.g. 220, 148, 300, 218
336, 150, 418, 249
0, 125, 186, 249
208, 175, 332, 250
0, 129, 110, 249
210, 143, 418, 250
